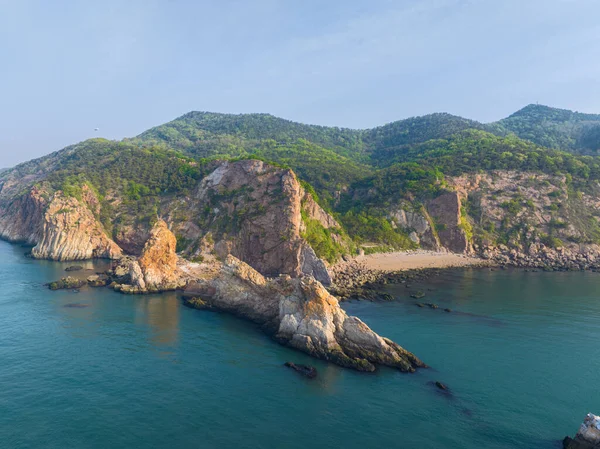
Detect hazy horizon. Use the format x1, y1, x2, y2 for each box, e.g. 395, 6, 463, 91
2, 0, 600, 166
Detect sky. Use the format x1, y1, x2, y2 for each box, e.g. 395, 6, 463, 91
1, 0, 600, 166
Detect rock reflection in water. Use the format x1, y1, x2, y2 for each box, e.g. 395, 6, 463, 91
135, 294, 180, 346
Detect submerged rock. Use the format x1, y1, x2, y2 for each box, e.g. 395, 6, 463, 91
183, 255, 426, 373
435, 381, 448, 391
564, 414, 600, 449
48, 276, 86, 291
65, 265, 83, 272
284, 362, 317, 379
411, 291, 426, 299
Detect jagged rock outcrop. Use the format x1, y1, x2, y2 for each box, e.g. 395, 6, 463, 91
183, 255, 425, 372
31, 191, 122, 261
113, 220, 188, 293
168, 160, 338, 285
564, 414, 600, 449
0, 185, 122, 261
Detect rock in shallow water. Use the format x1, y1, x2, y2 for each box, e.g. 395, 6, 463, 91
564, 414, 600, 449
65, 265, 83, 272
48, 276, 86, 291
284, 362, 317, 379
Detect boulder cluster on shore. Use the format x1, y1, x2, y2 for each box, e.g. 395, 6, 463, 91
480, 244, 600, 272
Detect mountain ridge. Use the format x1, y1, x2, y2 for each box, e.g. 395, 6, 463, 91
3, 103, 600, 270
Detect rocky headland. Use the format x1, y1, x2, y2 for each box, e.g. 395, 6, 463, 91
40, 213, 425, 372
182, 255, 425, 372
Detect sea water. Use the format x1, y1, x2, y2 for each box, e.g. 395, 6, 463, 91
1, 240, 599, 449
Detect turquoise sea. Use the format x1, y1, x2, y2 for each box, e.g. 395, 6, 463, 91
1, 239, 599, 449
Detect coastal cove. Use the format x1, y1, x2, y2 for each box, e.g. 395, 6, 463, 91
1, 240, 599, 448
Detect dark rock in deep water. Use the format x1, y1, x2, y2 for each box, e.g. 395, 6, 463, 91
428, 380, 453, 397
63, 303, 90, 308
284, 362, 317, 379
435, 381, 448, 391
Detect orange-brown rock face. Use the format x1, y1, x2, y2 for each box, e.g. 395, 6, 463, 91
137, 220, 180, 287
114, 220, 188, 293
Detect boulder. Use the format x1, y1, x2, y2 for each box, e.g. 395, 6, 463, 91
564, 414, 600, 449
87, 274, 109, 287
48, 276, 86, 291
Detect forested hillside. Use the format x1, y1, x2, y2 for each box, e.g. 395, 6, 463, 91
497, 104, 600, 154
4, 104, 600, 263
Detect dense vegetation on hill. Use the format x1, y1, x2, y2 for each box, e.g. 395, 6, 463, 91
33, 139, 207, 232
132, 111, 366, 161
497, 104, 600, 154
4, 104, 600, 257
372, 130, 600, 181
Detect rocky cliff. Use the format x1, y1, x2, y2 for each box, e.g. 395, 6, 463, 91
0, 185, 122, 260
382, 170, 600, 267
166, 160, 341, 284
183, 255, 425, 372
0, 159, 339, 283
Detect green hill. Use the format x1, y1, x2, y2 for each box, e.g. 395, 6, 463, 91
496, 104, 600, 154
5, 104, 600, 258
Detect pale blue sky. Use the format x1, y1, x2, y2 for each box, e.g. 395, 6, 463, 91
1, 0, 599, 166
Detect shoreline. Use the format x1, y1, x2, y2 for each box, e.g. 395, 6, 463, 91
353, 250, 489, 272
330, 251, 493, 299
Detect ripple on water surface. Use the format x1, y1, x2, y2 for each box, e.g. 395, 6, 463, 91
0, 241, 599, 449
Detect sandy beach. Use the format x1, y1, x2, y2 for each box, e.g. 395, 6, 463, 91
353, 250, 488, 271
